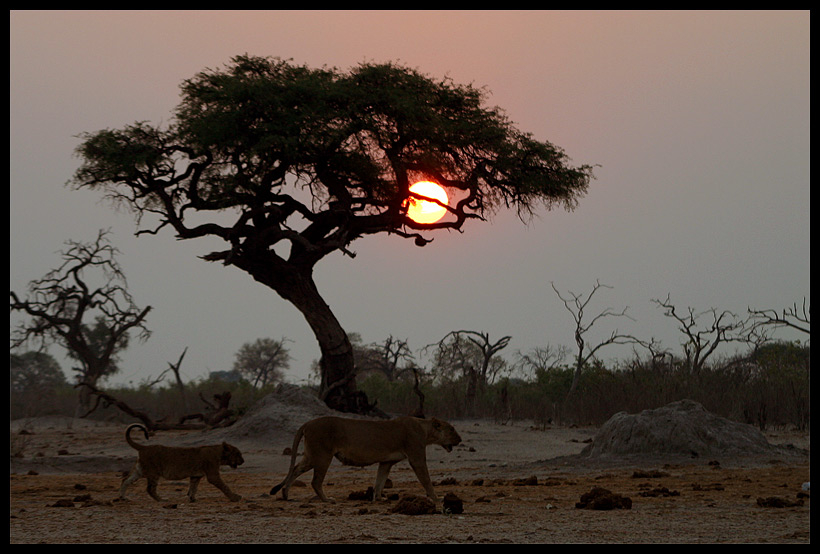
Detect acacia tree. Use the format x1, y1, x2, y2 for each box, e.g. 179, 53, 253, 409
10, 351, 67, 395
10, 231, 151, 409
232, 337, 291, 389
70, 55, 593, 414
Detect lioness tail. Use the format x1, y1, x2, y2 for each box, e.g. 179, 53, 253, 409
269, 423, 306, 496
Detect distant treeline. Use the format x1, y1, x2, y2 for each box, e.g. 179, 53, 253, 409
361, 341, 810, 430
9, 342, 809, 431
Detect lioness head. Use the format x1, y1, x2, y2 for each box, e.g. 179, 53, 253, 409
221, 442, 245, 469
431, 418, 462, 452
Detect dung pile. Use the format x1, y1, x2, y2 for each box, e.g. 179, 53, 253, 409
581, 399, 779, 460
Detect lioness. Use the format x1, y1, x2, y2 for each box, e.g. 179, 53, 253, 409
119, 423, 244, 502
269, 416, 461, 504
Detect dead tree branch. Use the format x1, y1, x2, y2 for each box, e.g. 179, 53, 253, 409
652, 294, 751, 373
749, 298, 810, 336
552, 280, 641, 397
74, 382, 237, 430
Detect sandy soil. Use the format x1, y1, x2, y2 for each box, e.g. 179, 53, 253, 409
9, 416, 810, 544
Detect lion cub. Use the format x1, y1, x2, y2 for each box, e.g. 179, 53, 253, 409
119, 423, 244, 502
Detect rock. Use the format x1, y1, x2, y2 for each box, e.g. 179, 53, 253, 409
638, 486, 679, 497
756, 496, 803, 508
575, 487, 632, 510
582, 400, 778, 459
632, 470, 669, 478
512, 475, 538, 486
442, 492, 464, 514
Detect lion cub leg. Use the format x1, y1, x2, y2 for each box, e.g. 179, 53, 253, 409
187, 476, 202, 502
146, 476, 164, 502
373, 461, 396, 501
205, 471, 242, 502
119, 462, 143, 500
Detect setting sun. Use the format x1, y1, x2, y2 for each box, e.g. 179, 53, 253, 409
405, 181, 448, 224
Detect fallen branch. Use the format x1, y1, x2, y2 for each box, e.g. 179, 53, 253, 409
74, 382, 237, 431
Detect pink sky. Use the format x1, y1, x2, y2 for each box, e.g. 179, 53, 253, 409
10, 11, 809, 385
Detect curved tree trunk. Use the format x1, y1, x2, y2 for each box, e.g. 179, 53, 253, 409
232, 254, 369, 414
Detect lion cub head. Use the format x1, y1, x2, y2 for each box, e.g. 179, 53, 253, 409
221, 442, 245, 469
430, 418, 462, 452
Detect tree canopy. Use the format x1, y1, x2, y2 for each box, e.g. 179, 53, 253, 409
73, 55, 592, 253
232, 337, 291, 389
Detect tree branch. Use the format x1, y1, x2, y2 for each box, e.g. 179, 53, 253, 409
75, 382, 237, 430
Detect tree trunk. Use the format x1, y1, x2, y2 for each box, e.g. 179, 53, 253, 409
233, 254, 369, 414
75, 374, 96, 417
74, 363, 104, 416
465, 366, 478, 417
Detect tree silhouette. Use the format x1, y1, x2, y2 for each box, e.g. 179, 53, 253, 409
652, 294, 750, 374
552, 280, 638, 398
10, 230, 151, 409
70, 55, 593, 414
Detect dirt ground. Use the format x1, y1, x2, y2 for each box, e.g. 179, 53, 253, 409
9, 416, 810, 544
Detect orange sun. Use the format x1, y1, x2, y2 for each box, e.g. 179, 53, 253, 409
404, 181, 448, 224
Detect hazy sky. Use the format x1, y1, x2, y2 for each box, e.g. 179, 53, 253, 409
10, 11, 810, 387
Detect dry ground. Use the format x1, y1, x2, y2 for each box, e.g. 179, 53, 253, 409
9, 417, 810, 543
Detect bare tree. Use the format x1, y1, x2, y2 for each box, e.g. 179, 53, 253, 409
356, 335, 415, 381
76, 382, 236, 431
552, 281, 639, 397
748, 298, 810, 336
432, 330, 512, 386
408, 366, 427, 418
652, 294, 750, 373
516, 344, 570, 380
142, 347, 191, 412
10, 230, 151, 410
428, 330, 511, 417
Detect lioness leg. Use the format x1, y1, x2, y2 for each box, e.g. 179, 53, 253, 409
407, 455, 438, 503
309, 460, 334, 503
373, 461, 395, 501
271, 456, 314, 500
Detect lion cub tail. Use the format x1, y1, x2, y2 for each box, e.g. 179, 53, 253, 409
269, 423, 306, 496
125, 423, 151, 451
